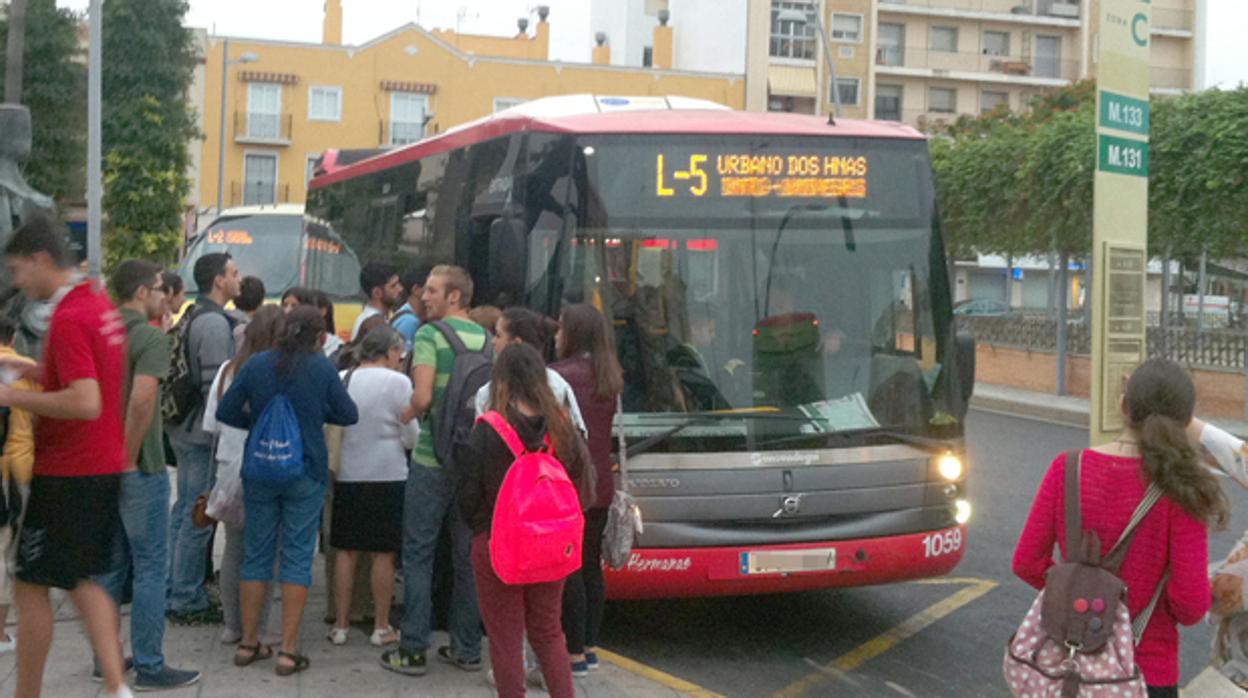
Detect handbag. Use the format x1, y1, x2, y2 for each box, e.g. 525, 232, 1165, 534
602, 396, 643, 570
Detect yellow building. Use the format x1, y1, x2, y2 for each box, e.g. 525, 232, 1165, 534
745, 0, 1201, 123
198, 2, 744, 215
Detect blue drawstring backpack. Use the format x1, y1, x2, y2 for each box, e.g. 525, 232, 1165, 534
243, 393, 303, 482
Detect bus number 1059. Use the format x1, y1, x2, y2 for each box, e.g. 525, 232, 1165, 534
922, 529, 963, 558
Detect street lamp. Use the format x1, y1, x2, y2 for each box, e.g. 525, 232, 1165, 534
216, 39, 258, 215
778, 4, 840, 123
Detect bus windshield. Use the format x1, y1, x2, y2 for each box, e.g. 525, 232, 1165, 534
564, 135, 953, 442
179, 213, 361, 299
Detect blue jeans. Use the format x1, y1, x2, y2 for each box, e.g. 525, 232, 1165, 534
97, 470, 171, 677
399, 464, 481, 660
166, 438, 215, 612
241, 475, 324, 587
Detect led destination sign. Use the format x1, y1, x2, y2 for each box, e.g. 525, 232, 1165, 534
656, 153, 869, 200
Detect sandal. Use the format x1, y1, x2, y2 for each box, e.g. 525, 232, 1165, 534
275, 651, 310, 677
233, 643, 272, 667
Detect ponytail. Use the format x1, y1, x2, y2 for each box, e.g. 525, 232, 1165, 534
1126, 359, 1229, 529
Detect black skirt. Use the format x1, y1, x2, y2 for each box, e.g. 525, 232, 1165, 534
331, 480, 404, 553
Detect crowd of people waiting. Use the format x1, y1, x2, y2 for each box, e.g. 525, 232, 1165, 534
0, 212, 623, 698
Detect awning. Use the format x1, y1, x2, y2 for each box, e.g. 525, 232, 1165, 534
768, 65, 817, 99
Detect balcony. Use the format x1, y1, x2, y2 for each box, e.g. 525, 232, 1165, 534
229, 181, 290, 208
879, 0, 1082, 26
1151, 7, 1194, 34
233, 111, 293, 146
876, 47, 1078, 84
1150, 66, 1193, 92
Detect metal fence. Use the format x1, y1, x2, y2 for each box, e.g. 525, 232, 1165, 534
958, 315, 1248, 371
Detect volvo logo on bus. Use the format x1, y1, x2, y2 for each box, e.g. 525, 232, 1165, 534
773, 495, 803, 518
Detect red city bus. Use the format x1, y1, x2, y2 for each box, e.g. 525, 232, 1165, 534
308, 95, 976, 599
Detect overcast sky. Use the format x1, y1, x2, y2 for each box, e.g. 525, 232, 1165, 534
56, 0, 1248, 89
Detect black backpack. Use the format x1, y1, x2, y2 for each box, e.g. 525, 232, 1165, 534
161, 303, 232, 425
431, 320, 493, 470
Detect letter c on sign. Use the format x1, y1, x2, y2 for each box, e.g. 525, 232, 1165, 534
1131, 13, 1149, 47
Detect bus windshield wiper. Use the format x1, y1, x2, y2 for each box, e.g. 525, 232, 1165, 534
625, 411, 818, 458
750, 424, 950, 455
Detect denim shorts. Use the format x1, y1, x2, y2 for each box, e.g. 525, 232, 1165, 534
240, 474, 325, 587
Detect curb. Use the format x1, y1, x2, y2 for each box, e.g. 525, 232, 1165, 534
969, 393, 1088, 428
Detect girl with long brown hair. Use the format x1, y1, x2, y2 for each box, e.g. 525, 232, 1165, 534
551, 303, 624, 676
1013, 359, 1229, 697
457, 343, 583, 698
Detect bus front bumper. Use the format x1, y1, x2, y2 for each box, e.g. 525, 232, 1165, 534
603, 524, 967, 600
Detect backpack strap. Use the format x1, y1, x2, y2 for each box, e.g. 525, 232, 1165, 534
480, 411, 527, 459
432, 320, 472, 356
1063, 450, 1083, 563
1102, 483, 1165, 573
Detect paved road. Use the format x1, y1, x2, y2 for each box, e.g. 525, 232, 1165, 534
599, 409, 1248, 697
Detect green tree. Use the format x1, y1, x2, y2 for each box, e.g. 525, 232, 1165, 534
0, 0, 86, 201
101, 0, 198, 268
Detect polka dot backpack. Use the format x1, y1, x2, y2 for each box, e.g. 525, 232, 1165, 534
1003, 450, 1167, 698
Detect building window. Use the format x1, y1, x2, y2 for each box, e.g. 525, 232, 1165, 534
493, 98, 525, 113
246, 83, 282, 139
877, 23, 904, 66
830, 13, 862, 43
983, 30, 1010, 57
308, 86, 342, 122
1035, 35, 1062, 78
306, 154, 319, 184
243, 153, 278, 206
930, 26, 958, 53
831, 77, 860, 106
389, 92, 428, 146
875, 84, 902, 121
643, 46, 653, 67
929, 87, 957, 113
980, 90, 1009, 113
770, 1, 815, 60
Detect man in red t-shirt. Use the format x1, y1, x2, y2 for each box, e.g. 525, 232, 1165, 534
0, 214, 132, 698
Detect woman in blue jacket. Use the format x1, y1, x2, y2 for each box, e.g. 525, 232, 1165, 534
217, 306, 358, 676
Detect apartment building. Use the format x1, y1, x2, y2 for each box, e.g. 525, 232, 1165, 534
744, 0, 1203, 123
196, 0, 744, 216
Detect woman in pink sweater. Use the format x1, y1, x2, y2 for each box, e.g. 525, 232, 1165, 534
1012, 359, 1229, 697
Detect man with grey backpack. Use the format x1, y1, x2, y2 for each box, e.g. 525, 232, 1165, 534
382, 265, 492, 678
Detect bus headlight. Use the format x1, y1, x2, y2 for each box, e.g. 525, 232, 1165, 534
937, 454, 963, 481
955, 499, 972, 525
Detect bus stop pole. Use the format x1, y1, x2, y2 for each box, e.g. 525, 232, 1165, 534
86, 0, 102, 279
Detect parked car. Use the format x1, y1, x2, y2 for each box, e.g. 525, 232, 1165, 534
953, 298, 1010, 317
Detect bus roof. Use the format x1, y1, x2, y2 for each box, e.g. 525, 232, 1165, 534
310, 94, 925, 189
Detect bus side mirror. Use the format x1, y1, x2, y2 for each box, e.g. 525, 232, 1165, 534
489, 217, 527, 296
955, 331, 976, 416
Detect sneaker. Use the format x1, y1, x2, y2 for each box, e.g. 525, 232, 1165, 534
92, 657, 135, 682
436, 645, 483, 672
327, 627, 349, 646
105, 686, 135, 698
527, 666, 547, 690
571, 660, 589, 678
134, 666, 201, 692
0, 633, 14, 655
586, 651, 600, 671
369, 626, 400, 647
379, 647, 427, 676
486, 669, 496, 687
166, 604, 224, 626
219, 628, 242, 645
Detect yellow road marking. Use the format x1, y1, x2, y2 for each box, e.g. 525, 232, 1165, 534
772, 577, 998, 698
598, 647, 727, 698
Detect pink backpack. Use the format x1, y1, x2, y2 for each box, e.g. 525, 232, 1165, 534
480, 411, 585, 585
1004, 451, 1166, 698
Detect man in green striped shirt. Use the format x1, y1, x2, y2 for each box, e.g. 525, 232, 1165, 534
383, 265, 487, 677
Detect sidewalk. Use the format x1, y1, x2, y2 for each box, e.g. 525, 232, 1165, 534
0, 565, 687, 697
971, 382, 1248, 438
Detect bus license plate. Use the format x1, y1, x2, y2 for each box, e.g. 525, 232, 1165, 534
740, 548, 836, 575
